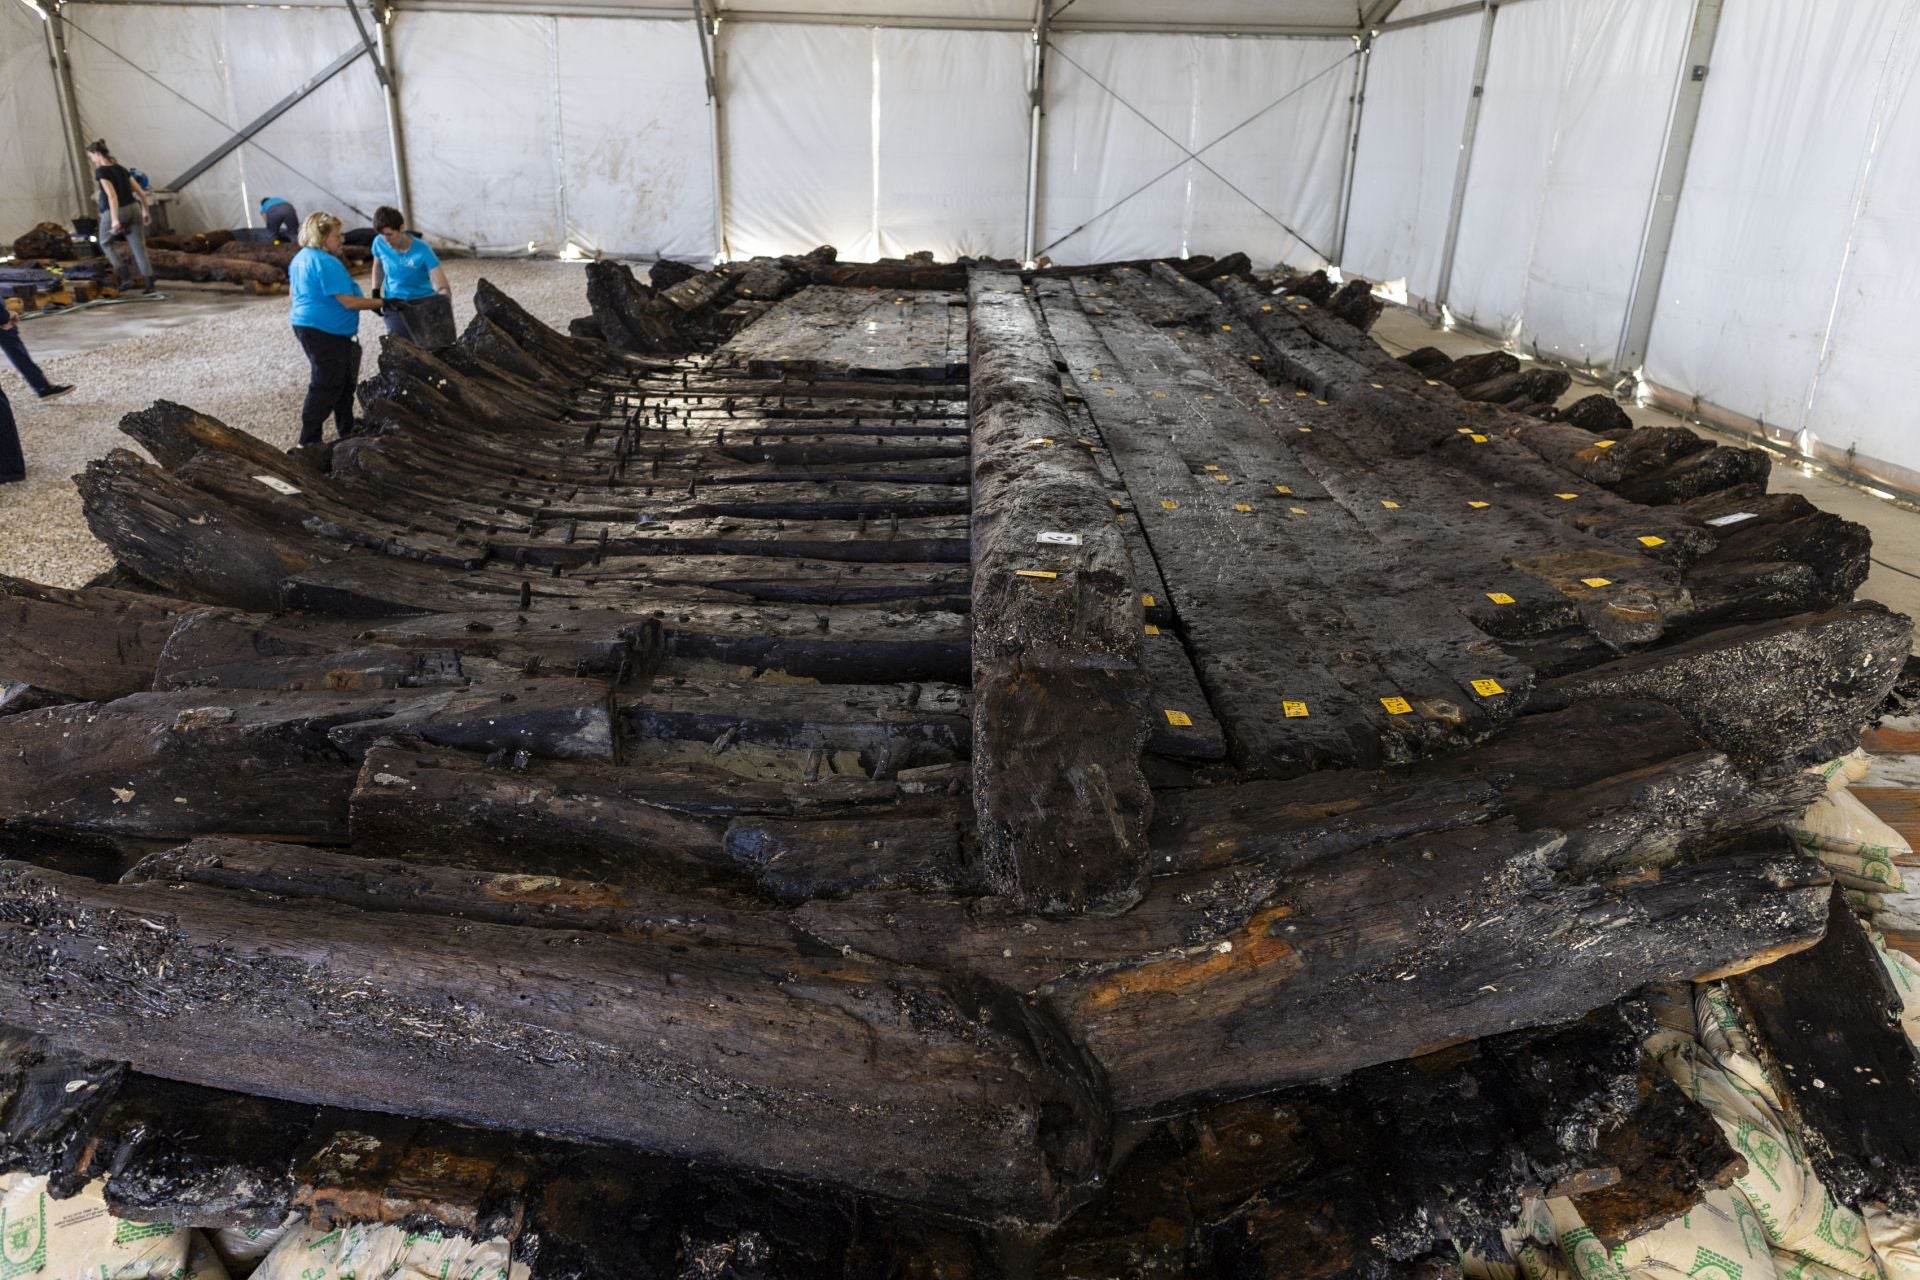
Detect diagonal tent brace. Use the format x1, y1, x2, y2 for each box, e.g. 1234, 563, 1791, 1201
1038, 43, 1357, 261
166, 44, 369, 194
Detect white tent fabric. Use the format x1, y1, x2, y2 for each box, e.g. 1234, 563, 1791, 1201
1644, 0, 1920, 486
1338, 10, 1479, 304
1037, 33, 1354, 266
723, 25, 1029, 261
1444, 0, 1693, 366
0, 0, 73, 239
61, 3, 389, 236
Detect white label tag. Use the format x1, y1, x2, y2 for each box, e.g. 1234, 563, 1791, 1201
1705, 511, 1757, 527
253, 474, 302, 495
1036, 532, 1083, 547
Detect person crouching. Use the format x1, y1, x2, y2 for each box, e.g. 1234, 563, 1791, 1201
288, 211, 384, 447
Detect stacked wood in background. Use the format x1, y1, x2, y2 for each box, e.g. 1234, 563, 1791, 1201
0, 252, 1908, 1277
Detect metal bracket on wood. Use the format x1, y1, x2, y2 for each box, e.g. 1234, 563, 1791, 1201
1431, 0, 1496, 311
164, 44, 370, 193
1613, 0, 1725, 374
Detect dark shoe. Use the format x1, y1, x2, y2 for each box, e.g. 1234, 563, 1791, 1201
37, 384, 73, 400
0, 475, 23, 485
141, 280, 158, 295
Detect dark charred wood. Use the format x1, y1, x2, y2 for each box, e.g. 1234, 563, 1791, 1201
1729, 892, 1920, 1213
0, 860, 1109, 1220
0, 574, 183, 701
1556, 393, 1634, 435
968, 270, 1150, 913
585, 260, 692, 354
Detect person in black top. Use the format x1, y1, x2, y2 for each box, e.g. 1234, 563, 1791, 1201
86, 140, 156, 294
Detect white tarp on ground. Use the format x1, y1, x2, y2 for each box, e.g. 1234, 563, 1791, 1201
1037, 32, 1355, 267
723, 24, 1029, 262
1444, 0, 1693, 368
0, 0, 75, 240
1644, 0, 1920, 487
1338, 10, 1479, 304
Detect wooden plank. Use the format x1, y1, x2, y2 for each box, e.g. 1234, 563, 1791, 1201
967, 270, 1151, 913
721, 286, 968, 378
0, 859, 1109, 1221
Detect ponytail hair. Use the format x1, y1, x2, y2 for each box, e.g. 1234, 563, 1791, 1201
85, 138, 113, 162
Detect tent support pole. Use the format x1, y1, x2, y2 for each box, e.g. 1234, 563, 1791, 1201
1331, 36, 1370, 267
42, 2, 92, 219
1431, 0, 1495, 312
693, 0, 730, 261
1021, 0, 1053, 267
369, 0, 414, 226
1613, 0, 1723, 375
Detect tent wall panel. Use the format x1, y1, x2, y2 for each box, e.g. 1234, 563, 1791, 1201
394, 12, 562, 253
0, 1, 74, 239
722, 22, 877, 260
553, 18, 713, 260
1444, 0, 1693, 366
873, 27, 1029, 260
1038, 33, 1353, 267
1338, 12, 1479, 304
1644, 0, 1916, 464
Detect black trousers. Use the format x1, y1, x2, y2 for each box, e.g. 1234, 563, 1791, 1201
265, 204, 299, 243
293, 326, 360, 446
0, 385, 23, 483
0, 325, 51, 396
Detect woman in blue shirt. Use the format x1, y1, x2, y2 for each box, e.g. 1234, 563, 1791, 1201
369, 205, 450, 342
289, 211, 384, 446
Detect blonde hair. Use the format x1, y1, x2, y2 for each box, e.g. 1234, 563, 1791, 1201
298, 211, 343, 249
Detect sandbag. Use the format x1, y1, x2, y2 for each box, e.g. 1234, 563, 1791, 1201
250, 1222, 524, 1280
0, 1174, 227, 1280
1792, 789, 1908, 893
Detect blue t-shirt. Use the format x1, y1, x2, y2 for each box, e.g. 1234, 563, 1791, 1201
371, 234, 441, 301
288, 247, 361, 336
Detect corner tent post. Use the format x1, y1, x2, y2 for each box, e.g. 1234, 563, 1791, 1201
1021, 0, 1054, 267
42, 1, 92, 219
1331, 36, 1370, 267
372, 0, 414, 227
692, 0, 730, 263
1432, 0, 1496, 312
1613, 0, 1724, 376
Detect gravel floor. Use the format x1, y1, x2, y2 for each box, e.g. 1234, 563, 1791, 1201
0, 259, 594, 589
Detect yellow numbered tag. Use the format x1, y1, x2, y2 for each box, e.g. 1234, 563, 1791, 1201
1262, 305, 1272, 312
1258, 397, 1272, 404
1144, 624, 1161, 636
1470, 434, 1488, 443
1427, 379, 1442, 386
1164, 709, 1193, 727
1250, 355, 1262, 362
1380, 696, 1412, 715
1298, 427, 1313, 434
1203, 465, 1220, 471
1486, 592, 1515, 605
1077, 438, 1094, 448
1202, 395, 1215, 401
1381, 500, 1400, 509
1026, 437, 1053, 446
1142, 594, 1156, 608
1214, 474, 1231, 484
1594, 439, 1616, 449
1110, 498, 1125, 508
1295, 390, 1309, 398
1290, 506, 1307, 515
1315, 399, 1329, 406
1153, 391, 1167, 398
1371, 382, 1384, 389
1233, 503, 1252, 513
1221, 324, 1232, 331
1161, 499, 1179, 510
1555, 493, 1579, 500
1470, 679, 1505, 697
1457, 427, 1475, 434
1015, 570, 1058, 580
1638, 535, 1667, 548
1275, 485, 1293, 495
1581, 577, 1611, 588
1283, 700, 1310, 718
1468, 501, 1490, 509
